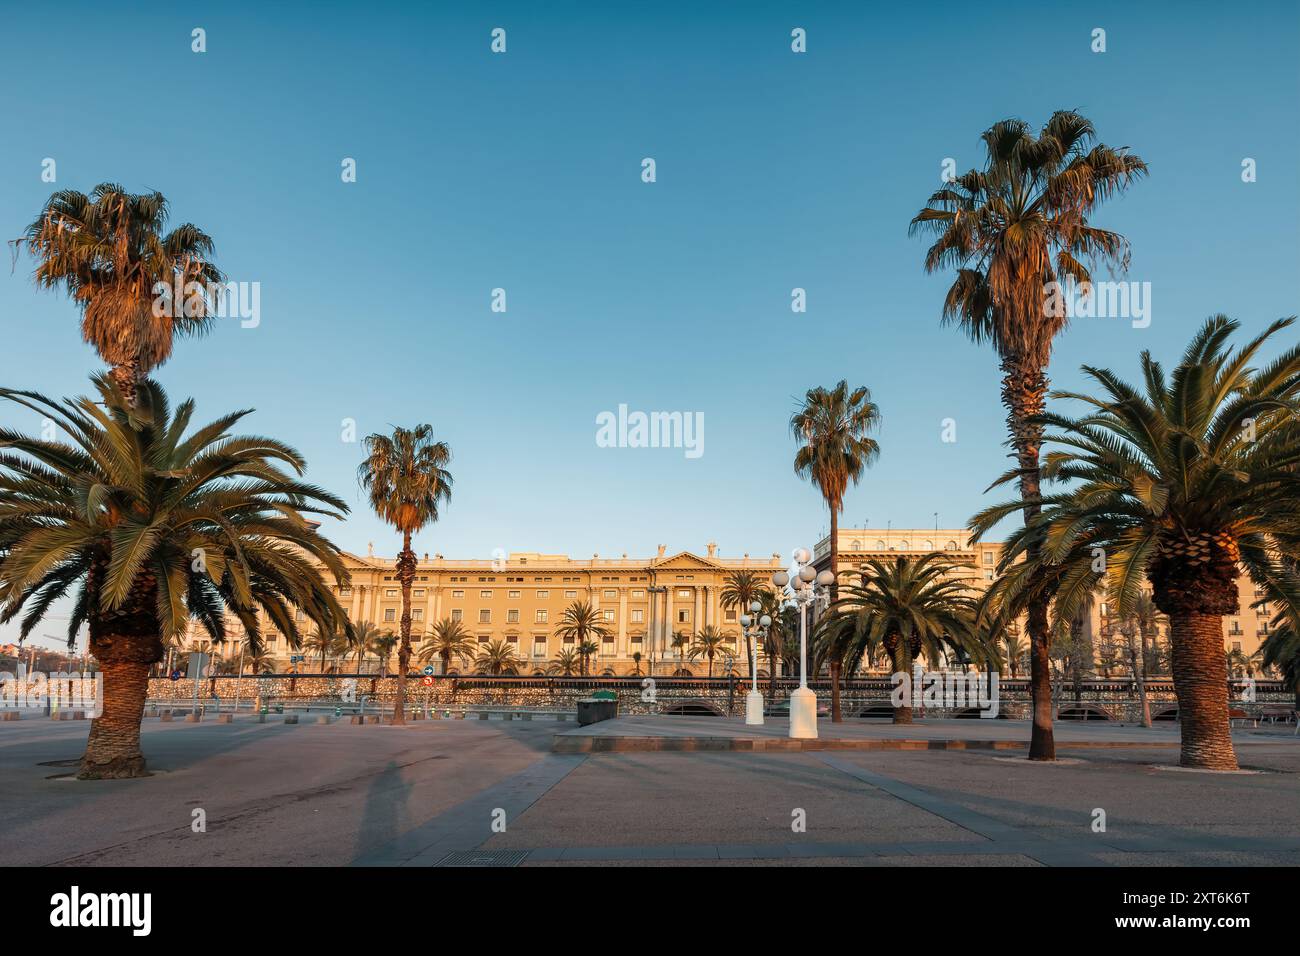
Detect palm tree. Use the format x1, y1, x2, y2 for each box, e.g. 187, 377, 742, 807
14, 185, 225, 405
552, 601, 611, 677
756, 591, 794, 703
474, 639, 520, 676
631, 651, 644, 676
790, 380, 881, 721
369, 630, 398, 677
1261, 622, 1300, 711
0, 377, 352, 777
721, 570, 764, 677
1001, 631, 1027, 678
305, 629, 349, 674
817, 555, 988, 724
911, 111, 1147, 759
688, 626, 734, 678
669, 630, 691, 669
349, 620, 391, 673
418, 618, 475, 675
971, 315, 1300, 769
547, 647, 582, 677
358, 425, 453, 724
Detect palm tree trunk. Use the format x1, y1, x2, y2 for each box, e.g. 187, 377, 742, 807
109, 359, 140, 407
1168, 611, 1238, 769
80, 659, 151, 778
830, 659, 842, 722
1002, 354, 1056, 760
392, 531, 416, 725
1125, 630, 1152, 727
79, 570, 162, 779
891, 642, 912, 725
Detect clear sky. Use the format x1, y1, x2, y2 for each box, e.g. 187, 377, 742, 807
2, 1, 1297, 651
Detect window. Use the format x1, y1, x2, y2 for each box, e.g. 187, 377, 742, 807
678, 589, 691, 598
983, 552, 994, 565
535, 610, 548, 624
412, 609, 423, 622
897, 540, 909, 550
632, 590, 644, 599
947, 541, 959, 551
532, 638, 547, 657
480, 590, 491, 599
509, 590, 520, 599
1232, 641, 1242, 652
452, 590, 464, 599
875, 540, 886, 550
603, 589, 617, 599
451, 609, 463, 622
602, 609, 615, 622
478, 634, 490, 644
564, 590, 577, 599
537, 590, 549, 599
386, 589, 398, 598
507, 609, 520, 623
725, 609, 736, 622
479, 609, 491, 624
384, 608, 396, 622
678, 609, 690, 623
923, 540, 934, 551
632, 609, 644, 624
851, 540, 861, 550
413, 588, 425, 597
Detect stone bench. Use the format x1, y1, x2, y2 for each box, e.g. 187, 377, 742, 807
283, 715, 299, 724
2, 712, 22, 721
217, 713, 233, 724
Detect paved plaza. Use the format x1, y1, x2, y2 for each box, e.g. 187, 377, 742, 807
2, 715, 1297, 867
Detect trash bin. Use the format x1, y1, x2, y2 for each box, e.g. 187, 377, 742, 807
576, 696, 619, 726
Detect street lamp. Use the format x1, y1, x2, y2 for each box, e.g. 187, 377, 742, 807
739, 599, 772, 725
773, 548, 834, 739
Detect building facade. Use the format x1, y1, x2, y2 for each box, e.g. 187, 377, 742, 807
179, 529, 1275, 676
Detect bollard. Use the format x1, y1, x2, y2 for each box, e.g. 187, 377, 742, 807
217, 713, 233, 724
454, 712, 466, 720
316, 716, 331, 725
283, 714, 298, 724
185, 712, 202, 723
478, 711, 489, 720
349, 715, 364, 725
2, 712, 21, 721
365, 715, 380, 724
144, 706, 159, 718
72, 712, 86, 720
258, 713, 268, 723
160, 710, 174, 722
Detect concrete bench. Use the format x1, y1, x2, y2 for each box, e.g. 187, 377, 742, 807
2, 712, 21, 721
185, 712, 202, 723
283, 715, 299, 724
217, 713, 233, 724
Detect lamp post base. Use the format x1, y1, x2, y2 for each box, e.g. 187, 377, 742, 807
745, 690, 764, 725
788, 686, 818, 739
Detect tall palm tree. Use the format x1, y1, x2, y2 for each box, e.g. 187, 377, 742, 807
669, 630, 691, 669
0, 377, 352, 777
418, 617, 475, 675
911, 111, 1147, 759
721, 570, 764, 678
358, 425, 452, 724
474, 639, 520, 676
368, 629, 398, 677
552, 601, 611, 677
817, 555, 989, 724
14, 185, 225, 404
971, 315, 1300, 769
791, 380, 881, 721
349, 620, 390, 673
688, 626, 734, 678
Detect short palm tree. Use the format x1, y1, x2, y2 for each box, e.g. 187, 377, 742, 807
552, 601, 611, 677
817, 555, 988, 724
305, 629, 350, 674
14, 185, 225, 404
368, 629, 398, 677
358, 425, 452, 723
418, 617, 475, 674
1260, 622, 1300, 710
548, 647, 582, 677
972, 315, 1300, 769
911, 111, 1147, 759
756, 591, 794, 701
688, 626, 734, 678
631, 650, 643, 676
791, 379, 881, 721
349, 620, 390, 673
1002, 632, 1026, 678
0, 377, 352, 777
474, 639, 520, 676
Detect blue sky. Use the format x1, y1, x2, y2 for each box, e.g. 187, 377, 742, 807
2, 1, 1297, 650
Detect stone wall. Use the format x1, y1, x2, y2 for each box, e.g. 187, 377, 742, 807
146, 674, 1293, 722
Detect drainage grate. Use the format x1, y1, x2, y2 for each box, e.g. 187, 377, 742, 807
434, 849, 529, 868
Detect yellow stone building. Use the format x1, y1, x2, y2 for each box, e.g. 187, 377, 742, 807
183, 529, 1275, 675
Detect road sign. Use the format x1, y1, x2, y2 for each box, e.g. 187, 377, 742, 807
422, 665, 435, 676
421, 676, 435, 687
169, 670, 182, 682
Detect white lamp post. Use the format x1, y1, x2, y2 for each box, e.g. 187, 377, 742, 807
773, 548, 834, 739
739, 600, 771, 725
